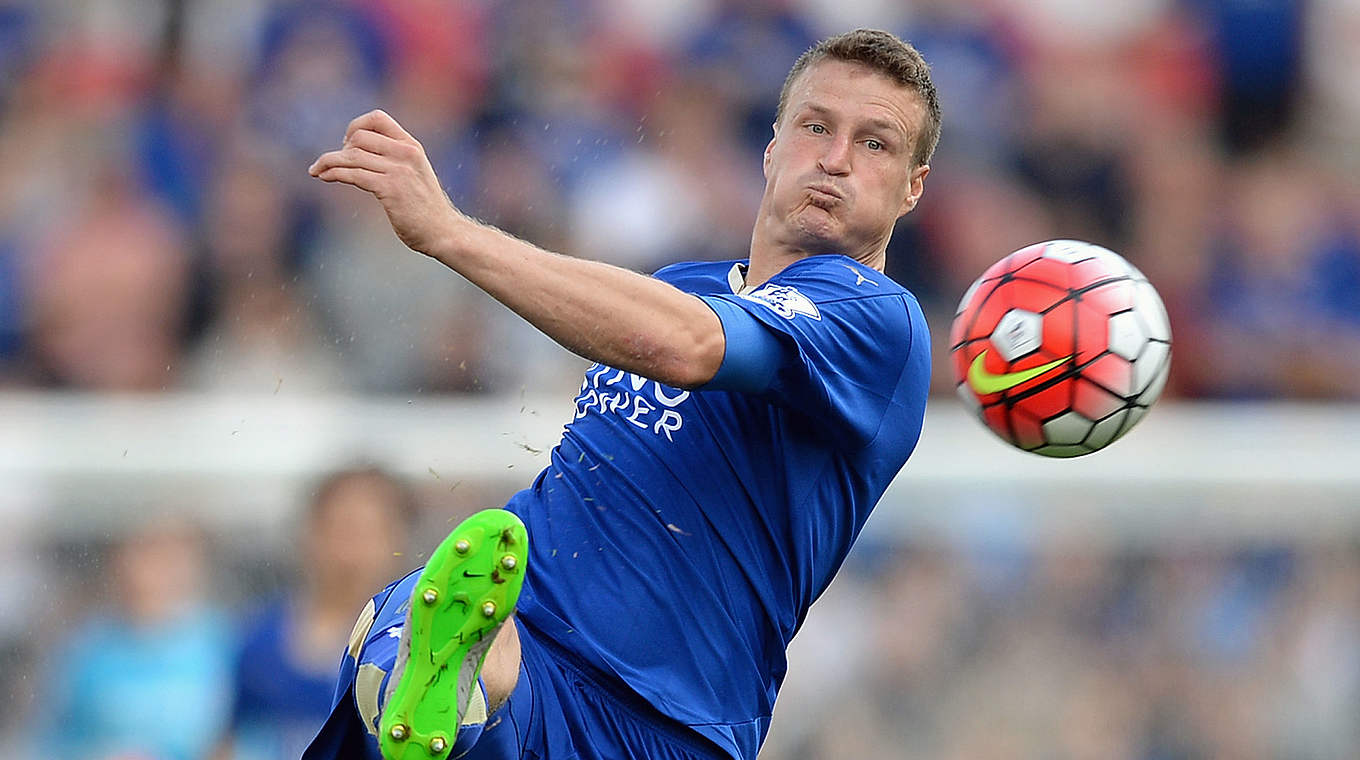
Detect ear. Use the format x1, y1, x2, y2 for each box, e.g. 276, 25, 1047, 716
762, 123, 778, 179
898, 164, 930, 217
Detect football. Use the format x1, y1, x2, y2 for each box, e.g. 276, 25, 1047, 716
950, 240, 1172, 457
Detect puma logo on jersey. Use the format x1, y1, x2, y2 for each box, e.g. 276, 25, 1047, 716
740, 284, 821, 320
843, 264, 878, 287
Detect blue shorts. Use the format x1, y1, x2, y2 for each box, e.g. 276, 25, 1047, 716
303, 572, 729, 760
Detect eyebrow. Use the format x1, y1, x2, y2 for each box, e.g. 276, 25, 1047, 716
801, 103, 906, 139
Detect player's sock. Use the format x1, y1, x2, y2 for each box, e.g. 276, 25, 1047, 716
448, 679, 488, 757
378, 509, 528, 760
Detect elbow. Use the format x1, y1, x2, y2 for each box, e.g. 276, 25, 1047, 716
656, 326, 726, 391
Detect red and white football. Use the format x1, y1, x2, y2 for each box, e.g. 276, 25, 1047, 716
950, 240, 1172, 457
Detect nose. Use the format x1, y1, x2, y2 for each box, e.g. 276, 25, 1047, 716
817, 134, 852, 176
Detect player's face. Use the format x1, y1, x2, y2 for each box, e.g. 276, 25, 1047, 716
762, 59, 929, 263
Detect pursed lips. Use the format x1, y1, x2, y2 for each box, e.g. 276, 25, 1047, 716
806, 184, 844, 204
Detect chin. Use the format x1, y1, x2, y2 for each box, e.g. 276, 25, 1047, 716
791, 214, 846, 254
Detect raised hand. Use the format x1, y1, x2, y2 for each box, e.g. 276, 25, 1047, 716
309, 109, 461, 256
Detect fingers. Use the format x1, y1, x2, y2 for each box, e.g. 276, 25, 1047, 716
344, 109, 415, 145
310, 111, 425, 192
312, 165, 385, 192
308, 145, 387, 177
344, 127, 408, 159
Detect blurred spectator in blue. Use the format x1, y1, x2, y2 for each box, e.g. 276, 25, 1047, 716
0, 0, 40, 110
483, 0, 637, 192
902, 0, 1019, 170
1189, 545, 1295, 665
683, 0, 819, 149
1189, 148, 1360, 398
29, 518, 234, 760
469, 123, 572, 251
136, 63, 238, 229
248, 0, 387, 164
0, 234, 23, 374
215, 465, 414, 760
1187, 0, 1305, 154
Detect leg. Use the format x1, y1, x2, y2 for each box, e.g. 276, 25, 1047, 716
380, 509, 528, 760
480, 615, 521, 713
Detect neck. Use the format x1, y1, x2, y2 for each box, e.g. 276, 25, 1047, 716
745, 209, 886, 288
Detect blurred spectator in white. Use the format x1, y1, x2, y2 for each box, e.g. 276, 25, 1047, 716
215, 465, 413, 760
1304, 0, 1360, 175
1004, 0, 1174, 48
185, 146, 343, 394
1271, 546, 1360, 757
793, 0, 909, 38
28, 517, 234, 760
302, 186, 515, 393
179, 0, 272, 85
567, 75, 762, 271
598, 0, 713, 50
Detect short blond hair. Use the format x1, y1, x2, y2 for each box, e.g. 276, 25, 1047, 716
776, 29, 942, 168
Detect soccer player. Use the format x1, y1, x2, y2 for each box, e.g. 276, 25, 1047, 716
303, 28, 939, 760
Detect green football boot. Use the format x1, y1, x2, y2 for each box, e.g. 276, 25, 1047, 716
379, 509, 528, 760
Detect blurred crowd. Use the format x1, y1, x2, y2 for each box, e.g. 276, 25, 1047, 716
1, 0, 1358, 399
6, 464, 1359, 760
6, 465, 420, 760
3, 0, 1360, 759
772, 533, 1360, 760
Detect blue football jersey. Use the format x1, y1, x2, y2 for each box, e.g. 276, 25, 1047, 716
504, 254, 931, 760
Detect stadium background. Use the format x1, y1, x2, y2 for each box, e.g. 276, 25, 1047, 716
1, 0, 1358, 758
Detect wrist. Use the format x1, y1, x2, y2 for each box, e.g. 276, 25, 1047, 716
421, 208, 478, 266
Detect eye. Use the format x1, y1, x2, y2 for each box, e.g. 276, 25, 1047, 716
865, 138, 884, 151
807, 123, 827, 135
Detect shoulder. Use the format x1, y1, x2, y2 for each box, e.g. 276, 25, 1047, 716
769, 255, 912, 302
746, 255, 924, 331
652, 259, 744, 291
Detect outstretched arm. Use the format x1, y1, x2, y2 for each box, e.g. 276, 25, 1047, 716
309, 110, 725, 390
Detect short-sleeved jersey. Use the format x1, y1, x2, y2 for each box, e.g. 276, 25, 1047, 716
505, 254, 931, 760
